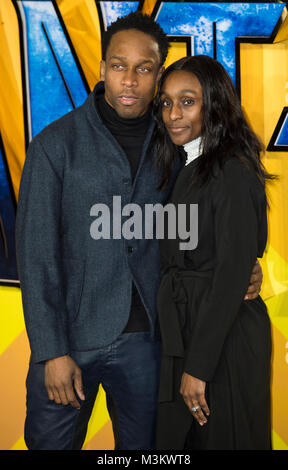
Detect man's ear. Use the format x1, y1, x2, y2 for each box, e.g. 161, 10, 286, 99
100, 60, 106, 81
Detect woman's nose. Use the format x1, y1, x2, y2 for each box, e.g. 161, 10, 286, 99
170, 103, 183, 120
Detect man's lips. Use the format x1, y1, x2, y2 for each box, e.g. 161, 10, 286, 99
118, 95, 139, 105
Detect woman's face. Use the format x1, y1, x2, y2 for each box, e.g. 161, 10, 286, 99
160, 70, 203, 146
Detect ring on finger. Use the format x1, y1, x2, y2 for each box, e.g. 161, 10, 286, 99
191, 405, 200, 413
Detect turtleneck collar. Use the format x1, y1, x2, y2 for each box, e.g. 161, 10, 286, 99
96, 93, 152, 136
183, 136, 202, 166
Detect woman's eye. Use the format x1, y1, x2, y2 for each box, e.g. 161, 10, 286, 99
138, 67, 150, 73
183, 98, 195, 105
161, 100, 171, 107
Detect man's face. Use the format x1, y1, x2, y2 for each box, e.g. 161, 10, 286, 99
100, 29, 164, 119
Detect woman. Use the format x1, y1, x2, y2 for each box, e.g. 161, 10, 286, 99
153, 55, 273, 450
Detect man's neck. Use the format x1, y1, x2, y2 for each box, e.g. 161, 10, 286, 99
99, 95, 151, 126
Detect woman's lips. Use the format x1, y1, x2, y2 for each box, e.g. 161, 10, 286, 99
168, 127, 188, 134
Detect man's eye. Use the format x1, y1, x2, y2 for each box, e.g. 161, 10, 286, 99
112, 64, 124, 70
138, 67, 150, 73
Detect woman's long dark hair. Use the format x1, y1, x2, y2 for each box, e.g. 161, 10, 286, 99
153, 55, 275, 190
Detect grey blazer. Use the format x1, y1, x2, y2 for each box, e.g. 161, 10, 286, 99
15, 82, 181, 363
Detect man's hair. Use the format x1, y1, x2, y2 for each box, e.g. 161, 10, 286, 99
102, 11, 169, 66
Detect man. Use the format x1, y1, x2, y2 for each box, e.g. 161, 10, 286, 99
16, 12, 262, 450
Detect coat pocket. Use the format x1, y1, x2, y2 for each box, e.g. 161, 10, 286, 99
62, 257, 85, 324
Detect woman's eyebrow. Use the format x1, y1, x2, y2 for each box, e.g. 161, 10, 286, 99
160, 89, 198, 95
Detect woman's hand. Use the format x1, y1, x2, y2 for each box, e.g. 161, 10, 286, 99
180, 372, 210, 426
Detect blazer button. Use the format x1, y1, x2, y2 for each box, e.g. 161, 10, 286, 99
127, 246, 133, 253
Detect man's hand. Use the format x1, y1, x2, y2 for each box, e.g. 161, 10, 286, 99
180, 372, 210, 426
45, 355, 85, 409
245, 259, 263, 300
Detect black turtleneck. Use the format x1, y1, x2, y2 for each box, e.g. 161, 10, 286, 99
96, 94, 151, 332
97, 94, 151, 181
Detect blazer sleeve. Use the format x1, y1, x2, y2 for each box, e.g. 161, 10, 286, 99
16, 137, 69, 363
183, 160, 266, 382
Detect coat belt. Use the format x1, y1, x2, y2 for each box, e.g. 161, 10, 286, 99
157, 266, 213, 403
158, 266, 213, 358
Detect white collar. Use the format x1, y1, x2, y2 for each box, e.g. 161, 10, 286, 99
183, 136, 202, 166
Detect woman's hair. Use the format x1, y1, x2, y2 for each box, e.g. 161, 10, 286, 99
152, 55, 275, 189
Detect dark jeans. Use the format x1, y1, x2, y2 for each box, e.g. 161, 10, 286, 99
25, 332, 161, 450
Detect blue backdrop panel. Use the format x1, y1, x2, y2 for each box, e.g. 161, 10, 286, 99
156, 2, 285, 84
0, 140, 17, 282
22, 0, 88, 138
276, 113, 288, 146
101, 1, 139, 27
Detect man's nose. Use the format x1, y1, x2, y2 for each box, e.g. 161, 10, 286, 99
170, 103, 183, 120
121, 69, 137, 87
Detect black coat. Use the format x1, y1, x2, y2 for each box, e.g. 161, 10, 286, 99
156, 156, 272, 450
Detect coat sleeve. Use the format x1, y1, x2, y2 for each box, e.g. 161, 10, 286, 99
183, 160, 266, 382
16, 137, 69, 363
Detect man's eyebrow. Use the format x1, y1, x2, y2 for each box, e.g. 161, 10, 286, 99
138, 59, 155, 64
109, 56, 155, 64
109, 56, 126, 61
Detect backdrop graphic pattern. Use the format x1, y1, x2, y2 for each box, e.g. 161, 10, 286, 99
0, 0, 287, 450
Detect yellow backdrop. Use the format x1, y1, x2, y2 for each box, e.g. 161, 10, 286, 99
0, 0, 287, 450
